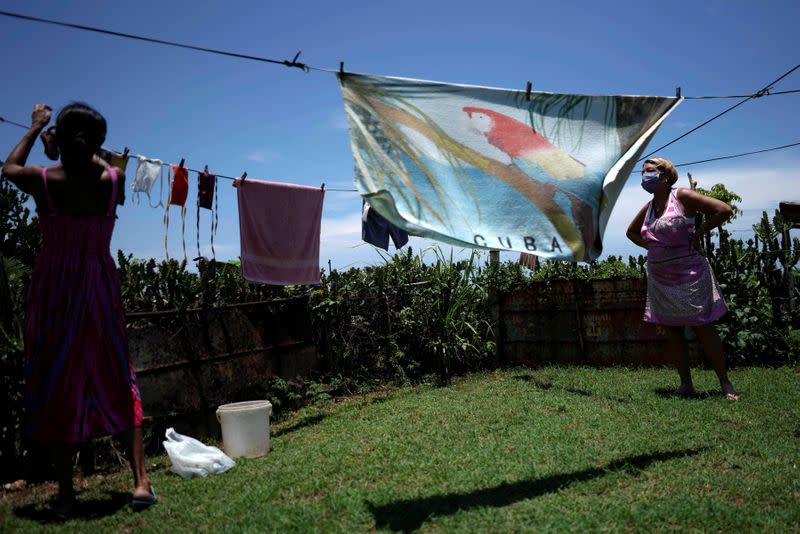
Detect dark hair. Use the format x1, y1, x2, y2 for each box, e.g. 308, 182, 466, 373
55, 102, 107, 164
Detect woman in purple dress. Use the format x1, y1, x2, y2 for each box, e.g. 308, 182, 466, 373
626, 157, 739, 400
2, 103, 159, 516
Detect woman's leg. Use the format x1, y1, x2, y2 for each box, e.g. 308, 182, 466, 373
123, 427, 154, 500
692, 323, 738, 398
665, 325, 695, 394
51, 444, 75, 515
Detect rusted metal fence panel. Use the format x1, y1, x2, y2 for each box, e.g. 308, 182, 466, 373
497, 279, 699, 367
127, 296, 321, 418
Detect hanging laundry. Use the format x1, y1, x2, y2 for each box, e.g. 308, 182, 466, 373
169, 164, 189, 207
196, 170, 217, 259
362, 200, 409, 250
164, 165, 189, 262
197, 171, 216, 210
339, 74, 682, 261
109, 151, 129, 173
518, 252, 538, 271
235, 178, 324, 286
132, 156, 164, 208
211, 176, 219, 260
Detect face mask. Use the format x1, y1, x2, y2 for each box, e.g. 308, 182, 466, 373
641, 171, 661, 193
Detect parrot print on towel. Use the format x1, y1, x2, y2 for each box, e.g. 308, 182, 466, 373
463, 106, 586, 181
339, 73, 681, 261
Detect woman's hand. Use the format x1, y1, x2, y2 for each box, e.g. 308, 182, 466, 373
31, 104, 52, 130
40, 126, 59, 160
2, 104, 53, 195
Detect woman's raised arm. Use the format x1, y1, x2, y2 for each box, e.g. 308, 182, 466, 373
1, 104, 52, 196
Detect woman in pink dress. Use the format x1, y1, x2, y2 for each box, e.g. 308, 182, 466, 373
626, 157, 739, 400
2, 103, 159, 516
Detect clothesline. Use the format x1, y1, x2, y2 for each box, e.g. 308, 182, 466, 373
0, 117, 359, 191
2, 10, 799, 100
683, 88, 800, 99
1, 115, 797, 182
153, 160, 357, 192
639, 63, 800, 160
2, 9, 799, 163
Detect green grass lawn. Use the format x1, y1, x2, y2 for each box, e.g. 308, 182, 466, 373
2, 366, 799, 533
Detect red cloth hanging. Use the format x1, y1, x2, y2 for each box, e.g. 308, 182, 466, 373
169, 164, 189, 206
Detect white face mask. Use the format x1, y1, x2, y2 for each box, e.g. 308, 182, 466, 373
133, 156, 165, 207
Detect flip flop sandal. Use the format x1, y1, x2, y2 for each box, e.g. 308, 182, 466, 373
131, 487, 159, 511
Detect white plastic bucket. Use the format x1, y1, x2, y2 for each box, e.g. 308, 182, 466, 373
215, 400, 272, 458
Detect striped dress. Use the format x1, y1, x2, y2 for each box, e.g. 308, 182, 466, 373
640, 188, 727, 326
24, 167, 142, 444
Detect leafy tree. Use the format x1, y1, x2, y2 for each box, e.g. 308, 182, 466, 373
0, 166, 42, 481
696, 183, 743, 222
692, 182, 743, 253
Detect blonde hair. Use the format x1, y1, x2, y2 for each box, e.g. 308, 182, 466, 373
644, 157, 678, 185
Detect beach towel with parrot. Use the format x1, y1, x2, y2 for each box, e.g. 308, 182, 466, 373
339, 73, 681, 260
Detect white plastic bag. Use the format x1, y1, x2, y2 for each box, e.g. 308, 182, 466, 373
163, 427, 235, 478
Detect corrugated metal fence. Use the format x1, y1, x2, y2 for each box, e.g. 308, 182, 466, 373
493, 278, 698, 367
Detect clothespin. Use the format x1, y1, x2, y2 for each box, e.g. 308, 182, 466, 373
525, 81, 532, 101
122, 147, 129, 158
754, 85, 773, 98
204, 164, 209, 174
233, 171, 248, 188
179, 158, 185, 169
321, 183, 325, 192
675, 87, 681, 98
340, 62, 344, 75
283, 51, 309, 72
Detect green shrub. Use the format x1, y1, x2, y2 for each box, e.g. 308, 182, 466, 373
309, 247, 495, 385
709, 210, 799, 365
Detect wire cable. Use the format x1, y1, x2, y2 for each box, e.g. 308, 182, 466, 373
672, 141, 800, 168
683, 88, 800, 99
639, 63, 800, 161
1, 116, 797, 188
0, 10, 310, 72
0, 116, 353, 189
3, 10, 800, 102
0, 116, 29, 129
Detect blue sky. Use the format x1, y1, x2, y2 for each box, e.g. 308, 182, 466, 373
1, 0, 798, 270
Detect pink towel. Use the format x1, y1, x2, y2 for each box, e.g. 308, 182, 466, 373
236, 178, 324, 285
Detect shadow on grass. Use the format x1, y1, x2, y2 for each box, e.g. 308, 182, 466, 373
368, 447, 706, 532
653, 388, 718, 400
513, 374, 629, 403
272, 413, 327, 438
13, 491, 131, 524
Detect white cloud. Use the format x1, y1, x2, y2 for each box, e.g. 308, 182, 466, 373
678, 164, 799, 208
245, 149, 281, 163
321, 212, 361, 244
